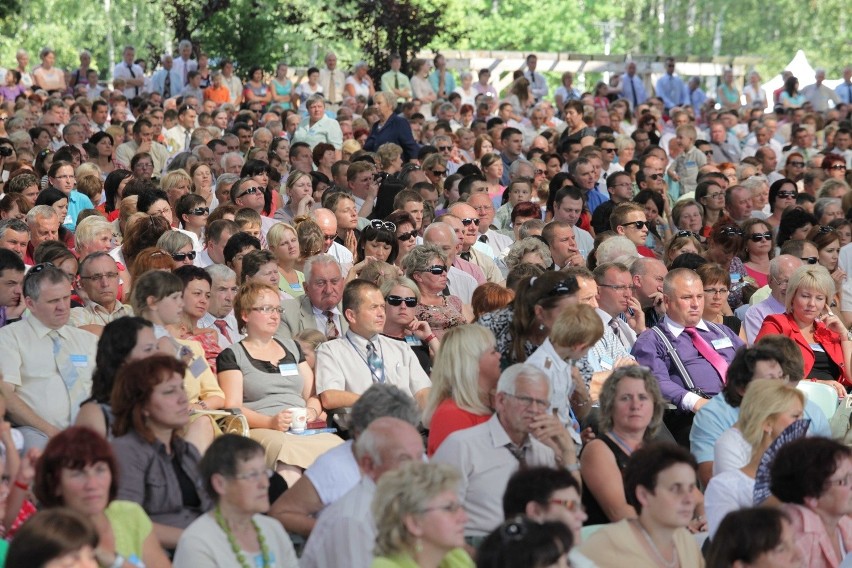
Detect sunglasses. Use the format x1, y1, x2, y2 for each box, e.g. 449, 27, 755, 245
397, 230, 418, 242
601, 147, 616, 153
437, 146, 453, 152
545, 280, 577, 298
430, 169, 448, 177
461, 217, 481, 227
787, 161, 805, 168
237, 186, 262, 198
818, 225, 836, 234
171, 251, 197, 261
675, 230, 699, 239
719, 227, 744, 237
647, 173, 664, 180
801, 256, 819, 265
703, 150, 714, 156
776, 191, 797, 199
422, 265, 448, 275
189, 207, 210, 216
829, 165, 847, 171
370, 219, 396, 232
386, 295, 417, 307
620, 220, 650, 230
749, 231, 772, 242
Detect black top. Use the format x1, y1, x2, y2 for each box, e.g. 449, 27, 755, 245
722, 315, 742, 335
808, 347, 841, 382
581, 434, 631, 525
381, 334, 431, 375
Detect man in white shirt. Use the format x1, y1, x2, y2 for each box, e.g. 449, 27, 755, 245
299, 417, 424, 568
220, 59, 242, 106
620, 61, 648, 109
524, 54, 548, 103
112, 45, 145, 100
313, 208, 353, 275
550, 187, 594, 260
172, 39, 197, 89
196, 219, 238, 268
319, 52, 345, 106
69, 253, 133, 333
467, 193, 513, 256
197, 264, 240, 350
446, 201, 503, 281
163, 104, 197, 155
801, 69, 840, 112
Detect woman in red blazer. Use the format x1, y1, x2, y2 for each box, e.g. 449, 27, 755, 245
756, 264, 852, 397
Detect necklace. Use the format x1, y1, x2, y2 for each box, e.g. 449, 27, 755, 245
635, 519, 678, 568
214, 506, 270, 568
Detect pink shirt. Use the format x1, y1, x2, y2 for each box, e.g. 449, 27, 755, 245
782, 503, 852, 568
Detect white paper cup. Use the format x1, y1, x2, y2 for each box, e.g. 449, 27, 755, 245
290, 408, 309, 433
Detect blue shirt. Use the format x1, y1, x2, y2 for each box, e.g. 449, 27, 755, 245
65, 190, 94, 231
655, 74, 688, 109
428, 70, 456, 96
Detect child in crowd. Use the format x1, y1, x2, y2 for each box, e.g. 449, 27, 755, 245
493, 178, 533, 231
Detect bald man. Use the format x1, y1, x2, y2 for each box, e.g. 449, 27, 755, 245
312, 208, 353, 276
423, 222, 478, 304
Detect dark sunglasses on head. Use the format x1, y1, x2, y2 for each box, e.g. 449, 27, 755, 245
386, 295, 417, 307
397, 230, 418, 242
719, 227, 744, 237
776, 191, 797, 199
675, 230, 699, 239
370, 219, 396, 232
545, 279, 578, 298
801, 256, 819, 265
189, 207, 209, 216
620, 220, 649, 230
818, 225, 836, 234
171, 251, 197, 262
461, 217, 480, 227
423, 265, 448, 275
237, 186, 262, 198
749, 231, 772, 242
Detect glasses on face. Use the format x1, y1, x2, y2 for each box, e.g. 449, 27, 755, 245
386, 295, 418, 307
171, 251, 197, 262
397, 230, 418, 242
507, 393, 551, 409
620, 220, 649, 230
422, 265, 448, 275
601, 147, 616, 154
430, 169, 448, 177
777, 191, 797, 199
548, 498, 584, 513
79, 272, 119, 282
237, 186, 262, 198
188, 207, 210, 216
703, 150, 714, 156
461, 217, 480, 227
599, 283, 636, 293
703, 287, 729, 296
534, 170, 546, 176
830, 165, 847, 171
370, 219, 396, 232
437, 146, 453, 152
801, 256, 819, 265
421, 501, 465, 514
251, 305, 284, 314
706, 192, 725, 199
474, 204, 494, 212
787, 161, 805, 168
647, 173, 664, 181
232, 468, 275, 482
749, 231, 772, 242
322, 233, 336, 243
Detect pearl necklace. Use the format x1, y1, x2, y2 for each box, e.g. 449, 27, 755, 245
214, 507, 270, 568
635, 519, 678, 568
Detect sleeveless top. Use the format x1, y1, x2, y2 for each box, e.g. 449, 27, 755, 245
581, 434, 632, 525
216, 338, 306, 416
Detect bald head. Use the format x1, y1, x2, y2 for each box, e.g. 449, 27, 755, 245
312, 208, 338, 252
353, 416, 424, 481
769, 255, 802, 303
423, 221, 459, 263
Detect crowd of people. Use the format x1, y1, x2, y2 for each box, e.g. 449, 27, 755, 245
0, 40, 851, 567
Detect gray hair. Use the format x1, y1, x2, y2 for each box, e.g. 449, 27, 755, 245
23, 263, 70, 301
438, 102, 455, 115
220, 152, 244, 172
305, 94, 325, 109
205, 264, 237, 283
215, 172, 240, 194
26, 205, 58, 225
160, 53, 173, 64
814, 197, 841, 221
769, 254, 801, 283
496, 363, 550, 396
156, 230, 193, 254
518, 219, 545, 240
303, 253, 340, 284
0, 219, 30, 239
504, 237, 552, 271
349, 384, 421, 436
373, 91, 396, 108
178, 39, 193, 51
252, 127, 272, 142
400, 244, 447, 279
595, 235, 639, 266
509, 158, 533, 180
740, 174, 769, 193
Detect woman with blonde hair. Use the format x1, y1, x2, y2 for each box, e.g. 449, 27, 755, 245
160, 168, 192, 214
275, 170, 314, 224
381, 276, 438, 376
267, 222, 305, 296
705, 380, 804, 537
422, 325, 500, 455
294, 217, 324, 270
371, 462, 472, 568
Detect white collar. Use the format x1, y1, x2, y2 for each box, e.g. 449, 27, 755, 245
665, 317, 710, 338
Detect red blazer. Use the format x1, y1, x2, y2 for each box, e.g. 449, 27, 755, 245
755, 312, 850, 386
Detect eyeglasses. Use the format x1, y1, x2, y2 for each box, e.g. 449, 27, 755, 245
189, 207, 210, 216
437, 146, 453, 152
461, 217, 480, 227
600, 147, 616, 154
647, 173, 664, 180
787, 161, 805, 168
322, 233, 337, 242
599, 283, 636, 292
535, 169, 546, 176
719, 227, 744, 237
171, 251, 197, 262
420, 501, 465, 514
386, 295, 417, 307
829, 165, 847, 171
548, 498, 584, 513
703, 150, 714, 156
703, 287, 729, 296
818, 225, 836, 234
232, 468, 275, 482
250, 305, 284, 314
430, 169, 447, 177
397, 230, 418, 242
236, 186, 262, 198
706, 192, 725, 199
749, 231, 772, 242
474, 204, 494, 212
79, 272, 119, 282
422, 265, 448, 275
370, 219, 396, 232
507, 393, 551, 409
620, 220, 649, 230
801, 256, 819, 265
776, 191, 797, 199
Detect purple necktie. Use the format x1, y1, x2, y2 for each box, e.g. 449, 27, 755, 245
684, 327, 728, 383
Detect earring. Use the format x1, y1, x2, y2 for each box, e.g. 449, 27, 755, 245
414, 538, 423, 554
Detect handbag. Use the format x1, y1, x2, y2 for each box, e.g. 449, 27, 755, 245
192, 408, 250, 437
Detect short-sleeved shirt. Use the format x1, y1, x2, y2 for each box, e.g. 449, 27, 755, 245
292, 115, 343, 151
105, 500, 154, 562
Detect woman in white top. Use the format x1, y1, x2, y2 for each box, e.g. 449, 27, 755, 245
345, 61, 375, 99
707, 381, 804, 536
453, 72, 477, 106
743, 71, 768, 109
410, 59, 437, 105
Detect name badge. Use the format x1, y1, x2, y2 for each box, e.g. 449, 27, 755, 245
711, 337, 734, 350
279, 363, 300, 376
599, 356, 614, 371
189, 357, 207, 377
70, 354, 88, 367
404, 335, 422, 346
686, 160, 697, 168
289, 283, 302, 291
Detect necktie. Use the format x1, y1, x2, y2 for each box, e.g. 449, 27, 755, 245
506, 443, 527, 468
325, 310, 339, 339
847, 83, 851, 103
609, 318, 629, 350
49, 330, 82, 421
683, 327, 728, 383
460, 250, 472, 261
328, 72, 336, 104
394, 73, 399, 89
127, 62, 138, 97
631, 77, 638, 108
184, 128, 191, 151
367, 341, 384, 383
213, 319, 232, 342
164, 72, 171, 98
478, 234, 488, 243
